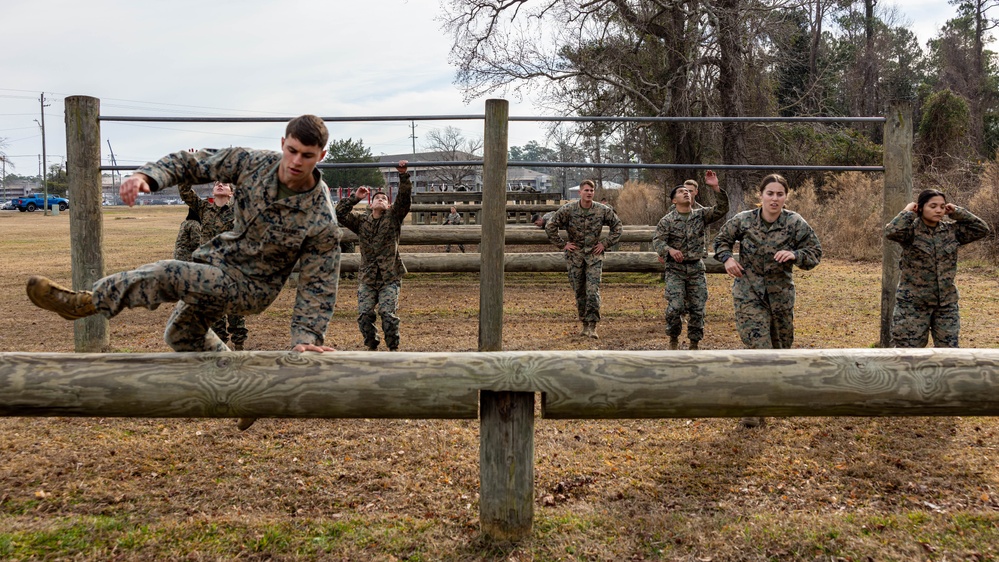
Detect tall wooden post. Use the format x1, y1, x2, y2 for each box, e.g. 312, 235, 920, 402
479, 99, 508, 352
65, 96, 109, 352
880, 102, 913, 347
478, 99, 535, 541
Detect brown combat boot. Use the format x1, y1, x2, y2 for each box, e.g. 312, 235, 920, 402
588, 322, 599, 339
669, 336, 679, 350
739, 416, 766, 429
236, 417, 257, 431
26, 275, 97, 320
689, 340, 699, 350
579, 323, 590, 337
233, 342, 244, 351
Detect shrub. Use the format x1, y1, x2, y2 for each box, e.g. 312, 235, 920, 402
783, 173, 885, 261
969, 160, 999, 263
614, 181, 665, 225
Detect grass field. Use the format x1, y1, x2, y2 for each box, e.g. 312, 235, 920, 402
1, 206, 999, 561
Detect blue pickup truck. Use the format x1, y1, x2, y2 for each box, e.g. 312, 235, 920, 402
12, 193, 69, 212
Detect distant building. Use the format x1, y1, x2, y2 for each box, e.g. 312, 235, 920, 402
568, 180, 623, 200
375, 153, 552, 196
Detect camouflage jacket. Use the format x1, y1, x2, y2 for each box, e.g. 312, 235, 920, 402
173, 219, 202, 262
654, 189, 729, 263
336, 173, 412, 286
139, 147, 341, 348
884, 207, 989, 307
545, 201, 623, 265
178, 183, 235, 242
443, 211, 462, 225
713, 208, 822, 311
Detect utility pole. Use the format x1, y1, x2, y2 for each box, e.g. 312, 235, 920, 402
409, 121, 418, 157
409, 121, 419, 193
107, 140, 120, 205
39, 92, 50, 215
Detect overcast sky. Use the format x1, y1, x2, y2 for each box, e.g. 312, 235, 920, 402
0, 0, 961, 179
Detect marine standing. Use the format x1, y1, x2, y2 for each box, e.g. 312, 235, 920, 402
653, 170, 729, 350
336, 162, 412, 351
545, 179, 623, 339
179, 180, 248, 350
885, 188, 989, 348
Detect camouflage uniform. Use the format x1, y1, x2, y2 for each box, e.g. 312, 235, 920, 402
173, 219, 202, 262
179, 183, 247, 347
545, 201, 623, 324
885, 207, 989, 348
443, 211, 465, 253
713, 208, 821, 349
336, 175, 412, 350
653, 189, 729, 342
91, 147, 341, 351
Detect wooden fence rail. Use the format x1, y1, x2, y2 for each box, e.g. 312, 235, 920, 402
338, 225, 656, 245
336, 252, 726, 273
3, 348, 999, 541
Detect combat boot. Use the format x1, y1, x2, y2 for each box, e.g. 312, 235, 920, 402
233, 342, 244, 351
689, 340, 699, 350
26, 275, 97, 320
588, 322, 599, 339
668, 336, 679, 350
739, 416, 765, 429
236, 417, 257, 431
579, 323, 590, 337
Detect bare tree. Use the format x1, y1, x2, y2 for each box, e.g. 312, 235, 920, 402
422, 126, 483, 191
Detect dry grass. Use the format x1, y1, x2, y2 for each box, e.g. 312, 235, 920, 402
2, 207, 999, 561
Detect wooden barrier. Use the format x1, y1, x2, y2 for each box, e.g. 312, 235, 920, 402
337, 225, 656, 245
336, 252, 727, 273
4, 348, 999, 541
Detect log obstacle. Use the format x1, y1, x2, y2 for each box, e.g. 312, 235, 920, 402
336, 252, 727, 273
4, 348, 999, 541
337, 225, 656, 245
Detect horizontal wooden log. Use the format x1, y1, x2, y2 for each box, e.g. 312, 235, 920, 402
2, 349, 999, 420
410, 204, 562, 213
412, 192, 559, 204
338, 225, 656, 245
337, 252, 725, 273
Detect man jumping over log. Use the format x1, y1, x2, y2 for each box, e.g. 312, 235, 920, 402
25, 115, 341, 430
336, 162, 411, 351
545, 179, 622, 339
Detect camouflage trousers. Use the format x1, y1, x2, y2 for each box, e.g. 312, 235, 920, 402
358, 281, 401, 350
891, 299, 959, 348
91, 259, 258, 352
733, 293, 794, 349
566, 258, 603, 323
663, 262, 707, 341
212, 314, 247, 346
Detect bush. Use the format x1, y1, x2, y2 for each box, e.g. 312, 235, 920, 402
782, 172, 885, 261
969, 160, 999, 263
614, 181, 665, 225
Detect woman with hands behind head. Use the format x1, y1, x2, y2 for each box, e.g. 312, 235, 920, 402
885, 188, 989, 348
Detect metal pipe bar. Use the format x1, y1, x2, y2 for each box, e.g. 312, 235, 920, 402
101, 161, 885, 172
99, 114, 886, 124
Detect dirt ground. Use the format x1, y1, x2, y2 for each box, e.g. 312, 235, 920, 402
2, 207, 999, 561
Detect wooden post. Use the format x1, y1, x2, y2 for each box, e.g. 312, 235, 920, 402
479, 99, 508, 352
65, 96, 109, 353
479, 99, 534, 541
479, 390, 535, 541
880, 102, 913, 347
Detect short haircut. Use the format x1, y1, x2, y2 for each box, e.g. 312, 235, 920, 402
285, 115, 329, 149
757, 173, 789, 194
669, 185, 686, 201
683, 179, 698, 190
579, 179, 596, 190
372, 191, 389, 200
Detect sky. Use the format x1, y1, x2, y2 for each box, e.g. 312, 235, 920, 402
0, 0, 962, 180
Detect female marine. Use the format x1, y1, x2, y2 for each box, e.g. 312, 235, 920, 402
885, 189, 989, 348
